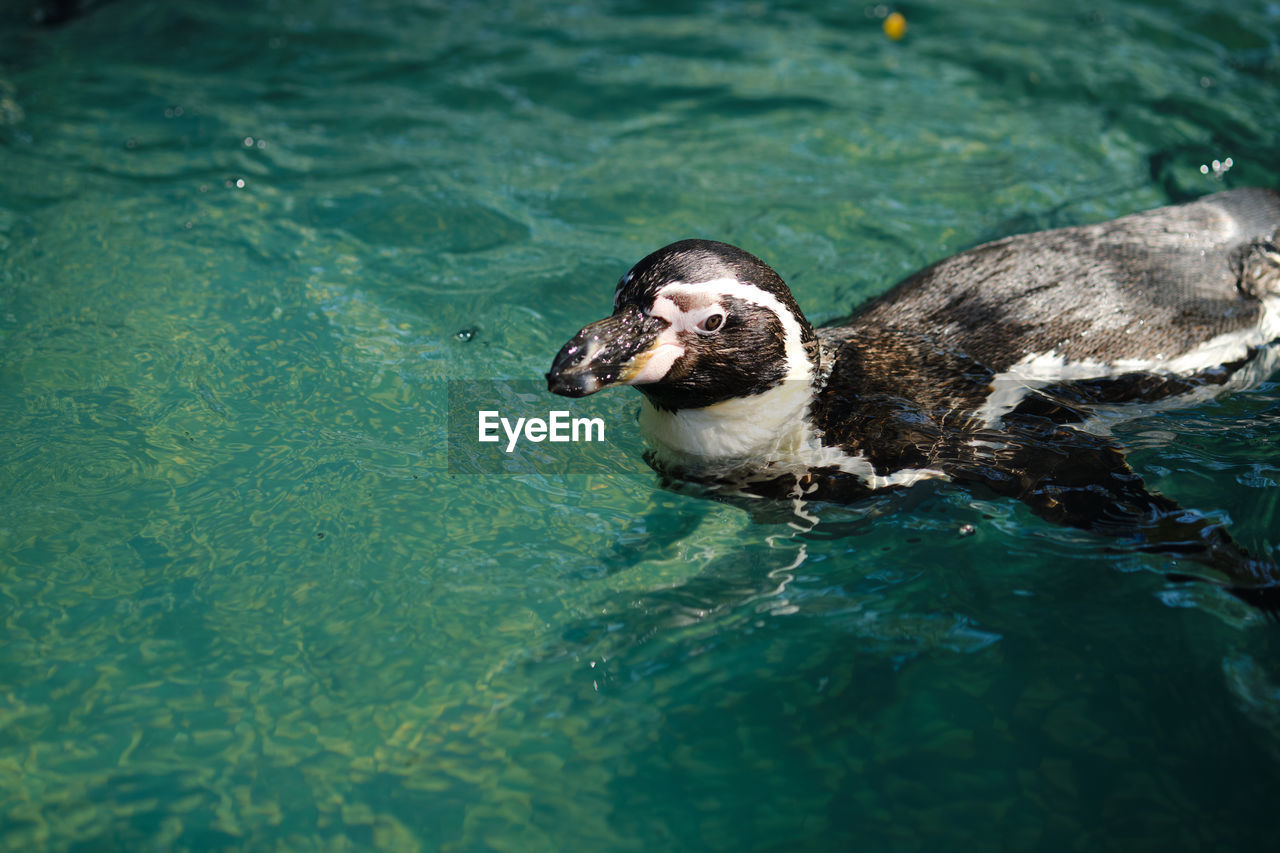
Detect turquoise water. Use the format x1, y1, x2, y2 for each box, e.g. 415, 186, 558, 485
3, 0, 1280, 849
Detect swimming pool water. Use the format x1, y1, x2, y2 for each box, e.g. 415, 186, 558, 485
2, 0, 1280, 849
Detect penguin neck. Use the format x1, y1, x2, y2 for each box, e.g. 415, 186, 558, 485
636, 339, 826, 470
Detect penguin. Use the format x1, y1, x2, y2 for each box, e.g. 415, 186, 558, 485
546, 187, 1280, 613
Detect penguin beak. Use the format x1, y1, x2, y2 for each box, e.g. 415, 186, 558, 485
546, 306, 679, 397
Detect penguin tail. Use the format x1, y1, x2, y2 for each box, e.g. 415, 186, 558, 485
1228, 584, 1280, 623
1166, 571, 1280, 622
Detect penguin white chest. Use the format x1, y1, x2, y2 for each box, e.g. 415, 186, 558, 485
637, 379, 813, 467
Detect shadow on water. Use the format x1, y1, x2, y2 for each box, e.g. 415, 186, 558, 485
502, 472, 1280, 849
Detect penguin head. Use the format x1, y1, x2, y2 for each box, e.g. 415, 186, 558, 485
547, 240, 819, 412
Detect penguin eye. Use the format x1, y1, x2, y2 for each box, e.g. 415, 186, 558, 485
697, 313, 725, 334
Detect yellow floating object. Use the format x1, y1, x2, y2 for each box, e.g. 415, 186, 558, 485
883, 11, 907, 41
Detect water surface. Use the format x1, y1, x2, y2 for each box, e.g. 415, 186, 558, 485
2, 1, 1280, 849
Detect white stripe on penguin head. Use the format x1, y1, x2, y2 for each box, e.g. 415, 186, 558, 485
638, 277, 812, 384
